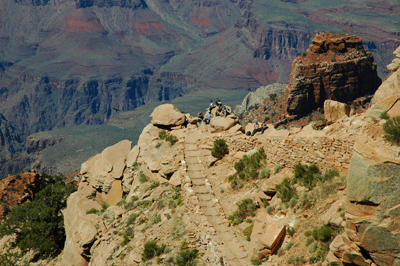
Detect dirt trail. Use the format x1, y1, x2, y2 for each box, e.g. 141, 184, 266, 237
184, 132, 250, 266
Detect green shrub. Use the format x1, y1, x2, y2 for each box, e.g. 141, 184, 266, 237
165, 213, 171, 220
86, 208, 100, 215
259, 168, 270, 179
309, 242, 318, 253
174, 248, 199, 266
266, 206, 275, 214
126, 213, 138, 226
322, 169, 339, 182
228, 198, 257, 225
158, 130, 168, 140
383, 116, 400, 145
142, 240, 167, 261
243, 224, 253, 241
286, 227, 295, 236
0, 175, 76, 258
152, 214, 162, 224
139, 173, 149, 183
309, 256, 318, 264
251, 259, 262, 265
229, 148, 266, 188
285, 240, 294, 250
156, 142, 162, 148
211, 139, 229, 158
305, 236, 314, 246
312, 225, 333, 242
166, 134, 178, 145
150, 181, 160, 189
289, 194, 299, 208
121, 233, 131, 246
274, 164, 283, 173
275, 178, 297, 202
287, 255, 295, 264
294, 163, 321, 189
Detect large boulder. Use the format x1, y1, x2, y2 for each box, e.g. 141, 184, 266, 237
150, 104, 186, 126
209, 116, 238, 131
285, 32, 381, 116
324, 100, 350, 124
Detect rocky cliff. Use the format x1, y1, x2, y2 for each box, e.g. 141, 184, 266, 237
285, 33, 382, 117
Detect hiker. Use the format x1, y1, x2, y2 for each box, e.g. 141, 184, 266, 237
205, 111, 213, 124
198, 112, 205, 124
222, 105, 228, 117
216, 98, 222, 107
253, 121, 259, 135
209, 100, 216, 111
261, 122, 267, 134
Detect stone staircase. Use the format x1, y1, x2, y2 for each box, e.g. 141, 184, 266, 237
184, 133, 249, 266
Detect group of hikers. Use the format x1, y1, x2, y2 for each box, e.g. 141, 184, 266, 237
197, 98, 229, 124
196, 98, 267, 136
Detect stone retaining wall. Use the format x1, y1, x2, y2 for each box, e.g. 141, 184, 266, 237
230, 136, 355, 174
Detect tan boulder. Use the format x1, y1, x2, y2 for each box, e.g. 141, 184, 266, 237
106, 180, 123, 206
324, 100, 350, 124
387, 58, 400, 72
209, 116, 238, 131
228, 124, 243, 134
150, 104, 185, 126
258, 221, 286, 254
169, 171, 181, 187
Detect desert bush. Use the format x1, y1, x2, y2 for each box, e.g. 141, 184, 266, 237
286, 227, 295, 236
126, 213, 139, 226
166, 134, 178, 145
275, 178, 297, 202
211, 139, 229, 158
150, 181, 160, 189
229, 148, 266, 188
259, 168, 270, 179
251, 259, 262, 265
285, 240, 294, 250
158, 130, 178, 145
228, 198, 257, 225
139, 173, 149, 183
142, 240, 167, 261
274, 164, 283, 173
312, 225, 333, 242
243, 224, 254, 241
152, 213, 162, 224
305, 236, 314, 246
383, 116, 400, 145
174, 248, 199, 266
309, 242, 318, 253
287, 255, 295, 264
86, 208, 100, 215
322, 169, 339, 182
266, 206, 275, 214
294, 163, 321, 189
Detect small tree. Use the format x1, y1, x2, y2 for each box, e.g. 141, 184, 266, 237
211, 139, 228, 158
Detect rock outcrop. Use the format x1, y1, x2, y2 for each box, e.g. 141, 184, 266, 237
387, 46, 400, 72
235, 83, 287, 115
285, 33, 381, 116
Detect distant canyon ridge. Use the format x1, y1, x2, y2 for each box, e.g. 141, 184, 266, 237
0, 0, 399, 175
